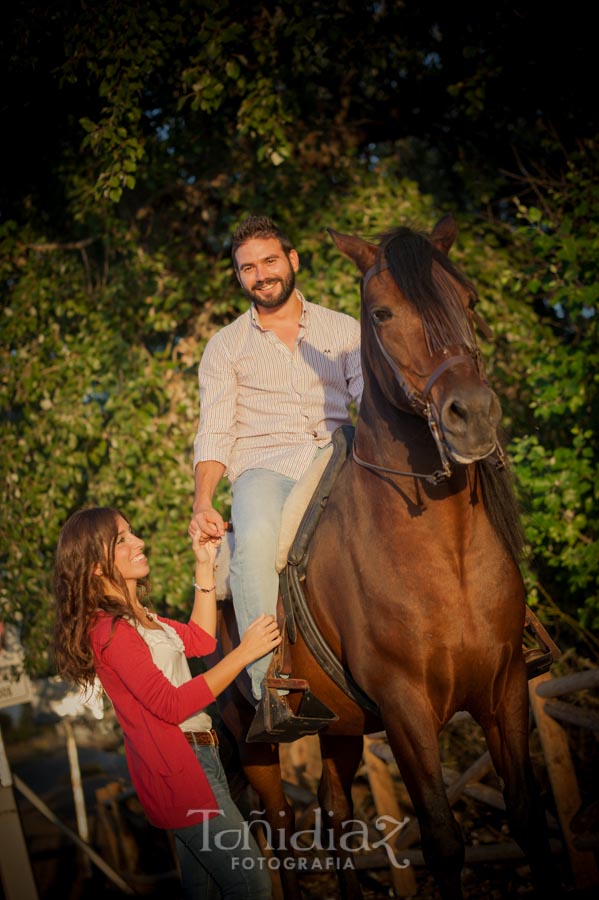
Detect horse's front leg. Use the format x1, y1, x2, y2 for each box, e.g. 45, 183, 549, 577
384, 704, 465, 900
318, 733, 365, 900
481, 667, 563, 898
239, 741, 301, 900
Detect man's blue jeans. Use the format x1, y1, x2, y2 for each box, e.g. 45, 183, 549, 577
230, 468, 297, 700
172, 744, 271, 899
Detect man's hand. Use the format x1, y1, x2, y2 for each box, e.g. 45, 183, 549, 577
188, 507, 226, 542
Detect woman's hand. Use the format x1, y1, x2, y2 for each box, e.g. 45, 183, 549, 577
201, 613, 282, 700
191, 529, 221, 566
239, 614, 282, 665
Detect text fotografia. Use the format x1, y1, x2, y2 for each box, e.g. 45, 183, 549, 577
186, 807, 411, 870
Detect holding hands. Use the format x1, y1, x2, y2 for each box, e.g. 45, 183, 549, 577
189, 507, 225, 543
190, 526, 221, 567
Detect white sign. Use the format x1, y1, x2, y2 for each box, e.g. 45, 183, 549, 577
0, 625, 33, 709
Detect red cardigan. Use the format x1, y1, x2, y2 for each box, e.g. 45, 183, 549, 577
91, 612, 219, 829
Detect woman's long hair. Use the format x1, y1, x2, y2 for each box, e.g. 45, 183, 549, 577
53, 506, 149, 689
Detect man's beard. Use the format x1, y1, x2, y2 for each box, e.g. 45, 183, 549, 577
243, 267, 296, 310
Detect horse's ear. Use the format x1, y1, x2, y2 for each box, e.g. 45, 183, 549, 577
327, 228, 378, 275
431, 215, 458, 256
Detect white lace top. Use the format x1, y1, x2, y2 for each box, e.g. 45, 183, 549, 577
130, 616, 212, 734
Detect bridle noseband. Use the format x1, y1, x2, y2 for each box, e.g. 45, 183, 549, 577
352, 263, 505, 484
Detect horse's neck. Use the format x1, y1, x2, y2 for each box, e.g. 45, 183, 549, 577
354, 406, 473, 508
356, 401, 439, 472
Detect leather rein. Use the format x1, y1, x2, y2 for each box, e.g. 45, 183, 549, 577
352, 263, 505, 485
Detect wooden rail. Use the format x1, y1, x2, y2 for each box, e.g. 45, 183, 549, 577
529, 670, 599, 889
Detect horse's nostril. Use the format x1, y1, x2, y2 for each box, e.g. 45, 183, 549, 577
449, 400, 468, 421
445, 400, 469, 433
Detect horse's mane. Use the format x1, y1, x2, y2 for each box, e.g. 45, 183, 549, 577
377, 226, 525, 566
377, 226, 478, 356
479, 456, 525, 566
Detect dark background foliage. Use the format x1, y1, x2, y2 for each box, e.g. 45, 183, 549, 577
1, 0, 597, 672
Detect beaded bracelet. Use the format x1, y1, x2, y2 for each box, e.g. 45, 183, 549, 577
193, 580, 216, 593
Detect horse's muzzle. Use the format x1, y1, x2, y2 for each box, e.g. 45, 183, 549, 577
439, 384, 502, 464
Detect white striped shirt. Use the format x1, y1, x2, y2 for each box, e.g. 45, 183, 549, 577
193, 294, 362, 482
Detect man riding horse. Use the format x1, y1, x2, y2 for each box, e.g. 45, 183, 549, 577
188, 215, 363, 702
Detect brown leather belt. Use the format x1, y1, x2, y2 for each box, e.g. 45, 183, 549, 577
183, 728, 219, 747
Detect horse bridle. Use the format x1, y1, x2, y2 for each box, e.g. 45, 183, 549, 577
352, 264, 505, 485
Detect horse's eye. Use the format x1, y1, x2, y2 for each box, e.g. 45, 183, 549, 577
371, 307, 392, 325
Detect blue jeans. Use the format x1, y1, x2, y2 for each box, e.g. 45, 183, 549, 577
172, 745, 271, 899
230, 468, 297, 699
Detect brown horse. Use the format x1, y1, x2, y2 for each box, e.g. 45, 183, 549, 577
215, 216, 559, 900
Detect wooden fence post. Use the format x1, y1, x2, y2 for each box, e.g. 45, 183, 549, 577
529, 672, 599, 889
0, 725, 39, 900
363, 735, 418, 896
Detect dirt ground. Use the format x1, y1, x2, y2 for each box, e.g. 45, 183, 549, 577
2, 683, 597, 900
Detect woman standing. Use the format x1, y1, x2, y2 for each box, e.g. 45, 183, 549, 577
54, 506, 277, 899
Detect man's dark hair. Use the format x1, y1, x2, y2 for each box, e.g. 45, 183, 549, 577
231, 215, 294, 268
